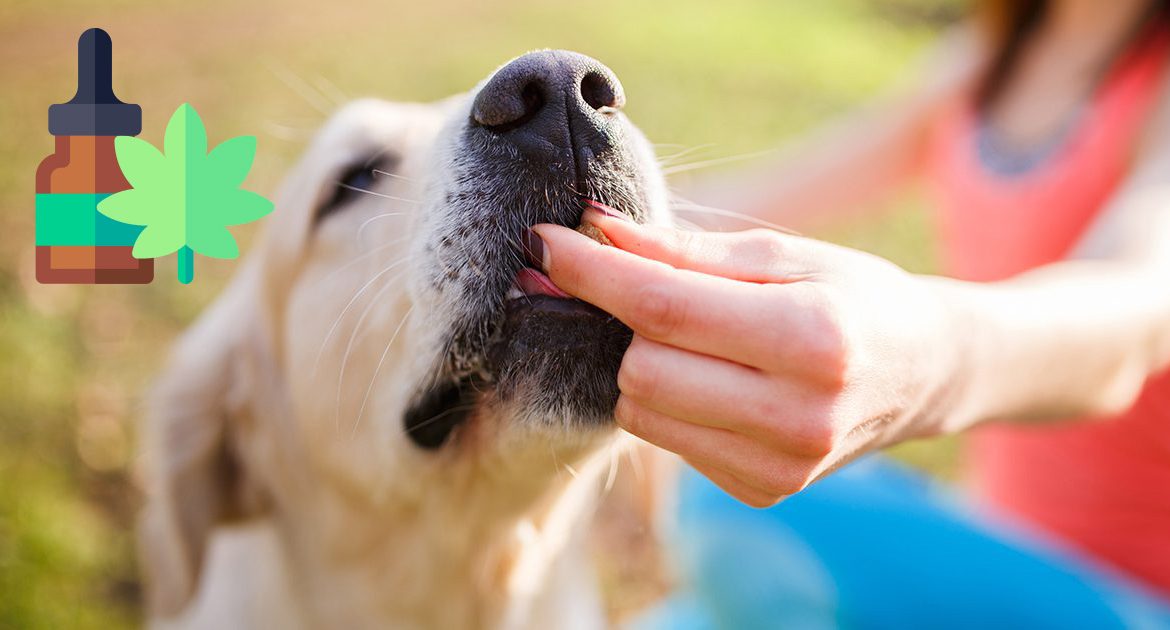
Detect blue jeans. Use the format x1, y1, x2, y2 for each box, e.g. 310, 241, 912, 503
632, 458, 1170, 630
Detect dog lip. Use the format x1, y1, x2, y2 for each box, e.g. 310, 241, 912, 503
403, 377, 482, 450
513, 267, 572, 299
500, 292, 611, 320
488, 294, 631, 424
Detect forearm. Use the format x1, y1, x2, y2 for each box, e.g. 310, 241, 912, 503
679, 30, 982, 234
927, 263, 1170, 432
679, 108, 923, 232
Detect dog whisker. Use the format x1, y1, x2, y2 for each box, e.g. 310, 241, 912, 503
356, 212, 410, 245
265, 59, 333, 117
400, 402, 479, 438
312, 238, 408, 291
312, 258, 411, 377
627, 444, 646, 485
499, 229, 528, 272
670, 199, 801, 235
655, 142, 716, 165
334, 268, 409, 432
352, 303, 416, 437
373, 168, 413, 182
603, 447, 619, 495
310, 73, 349, 107
660, 148, 776, 175
465, 259, 488, 284
671, 215, 704, 232
549, 443, 562, 479
262, 119, 316, 142
335, 182, 420, 204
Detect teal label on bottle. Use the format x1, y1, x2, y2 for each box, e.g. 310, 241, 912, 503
35, 193, 144, 246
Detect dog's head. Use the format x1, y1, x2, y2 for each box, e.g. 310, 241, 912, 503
141, 50, 668, 614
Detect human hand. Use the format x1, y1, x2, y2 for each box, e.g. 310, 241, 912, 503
524, 203, 964, 507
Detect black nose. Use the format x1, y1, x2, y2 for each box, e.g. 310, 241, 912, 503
471, 50, 625, 165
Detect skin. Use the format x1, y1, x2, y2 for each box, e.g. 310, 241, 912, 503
530, 0, 1170, 507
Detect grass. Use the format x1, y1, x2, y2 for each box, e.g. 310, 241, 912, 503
0, 0, 960, 625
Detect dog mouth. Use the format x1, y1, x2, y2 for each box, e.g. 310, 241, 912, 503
402, 50, 650, 450
506, 208, 614, 301
491, 208, 631, 387
403, 199, 636, 450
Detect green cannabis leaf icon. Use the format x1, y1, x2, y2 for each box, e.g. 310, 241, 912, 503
97, 103, 273, 284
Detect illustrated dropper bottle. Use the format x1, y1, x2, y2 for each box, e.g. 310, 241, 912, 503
36, 27, 153, 284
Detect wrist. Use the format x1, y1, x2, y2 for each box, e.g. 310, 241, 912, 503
914, 275, 996, 436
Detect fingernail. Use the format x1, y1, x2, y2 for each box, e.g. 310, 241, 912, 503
582, 198, 629, 221
521, 228, 548, 271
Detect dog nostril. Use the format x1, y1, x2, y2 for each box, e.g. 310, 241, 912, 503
472, 80, 546, 133
581, 71, 622, 111
517, 82, 544, 122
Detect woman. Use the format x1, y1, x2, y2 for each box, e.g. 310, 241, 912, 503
522, 0, 1170, 625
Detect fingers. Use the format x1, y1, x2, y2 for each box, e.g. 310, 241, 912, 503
581, 205, 821, 283
618, 336, 836, 458
530, 224, 842, 372
682, 457, 785, 508
615, 396, 818, 502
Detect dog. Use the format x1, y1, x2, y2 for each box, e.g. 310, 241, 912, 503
138, 50, 673, 629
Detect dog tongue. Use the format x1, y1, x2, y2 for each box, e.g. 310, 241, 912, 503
515, 267, 571, 298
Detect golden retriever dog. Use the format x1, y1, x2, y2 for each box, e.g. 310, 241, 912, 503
139, 50, 672, 629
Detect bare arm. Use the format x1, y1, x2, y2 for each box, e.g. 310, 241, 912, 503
680, 30, 985, 233
939, 112, 1170, 429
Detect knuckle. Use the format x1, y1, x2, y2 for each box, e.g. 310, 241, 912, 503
804, 288, 851, 389
617, 342, 661, 401
792, 418, 837, 458
671, 227, 701, 257
756, 463, 813, 498
740, 493, 781, 510
743, 228, 785, 259
753, 392, 784, 426
722, 229, 782, 272
752, 391, 793, 437
629, 283, 687, 339
756, 471, 798, 498
613, 397, 641, 433
757, 287, 803, 366
752, 394, 837, 459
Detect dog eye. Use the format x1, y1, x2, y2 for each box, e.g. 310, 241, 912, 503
316, 156, 397, 222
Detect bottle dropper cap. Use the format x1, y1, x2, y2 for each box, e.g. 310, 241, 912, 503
48, 28, 142, 136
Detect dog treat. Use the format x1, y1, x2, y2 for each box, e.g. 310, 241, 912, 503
576, 222, 613, 246
35, 28, 152, 283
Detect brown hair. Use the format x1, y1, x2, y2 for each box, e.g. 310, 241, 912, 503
975, 0, 1170, 109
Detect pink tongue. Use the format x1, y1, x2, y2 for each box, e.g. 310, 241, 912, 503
515, 268, 571, 298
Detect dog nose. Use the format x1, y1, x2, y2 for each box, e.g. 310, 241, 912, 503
471, 50, 625, 164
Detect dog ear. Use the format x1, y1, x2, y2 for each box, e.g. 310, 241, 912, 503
137, 282, 270, 617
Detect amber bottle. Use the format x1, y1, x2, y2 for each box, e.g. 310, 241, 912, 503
36, 28, 152, 284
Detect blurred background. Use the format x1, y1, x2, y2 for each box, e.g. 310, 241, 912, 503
0, 0, 961, 626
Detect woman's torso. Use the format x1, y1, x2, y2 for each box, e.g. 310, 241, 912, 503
925, 21, 1170, 596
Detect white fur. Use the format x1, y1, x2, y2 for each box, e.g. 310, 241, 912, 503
139, 66, 673, 629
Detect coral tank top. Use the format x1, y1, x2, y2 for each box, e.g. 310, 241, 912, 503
925, 24, 1170, 595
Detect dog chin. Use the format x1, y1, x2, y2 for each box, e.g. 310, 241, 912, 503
490, 295, 632, 425
402, 296, 630, 450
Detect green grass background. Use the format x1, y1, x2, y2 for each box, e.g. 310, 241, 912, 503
0, 0, 962, 625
